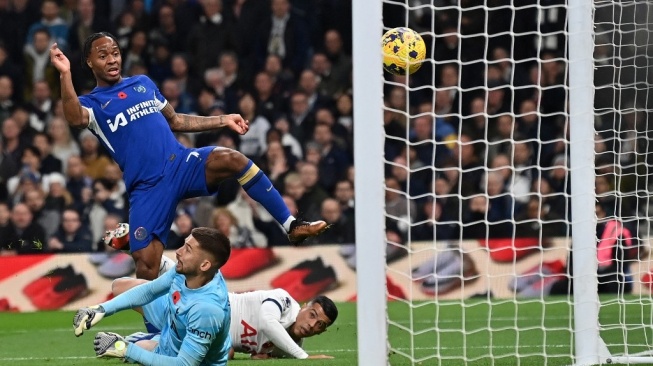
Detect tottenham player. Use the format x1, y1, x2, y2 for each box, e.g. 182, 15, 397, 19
72, 227, 232, 365
112, 277, 338, 360
49, 33, 328, 281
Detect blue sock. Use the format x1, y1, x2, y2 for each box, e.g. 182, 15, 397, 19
237, 160, 292, 227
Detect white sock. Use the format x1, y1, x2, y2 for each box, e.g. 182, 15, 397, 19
282, 216, 296, 232
159, 255, 176, 276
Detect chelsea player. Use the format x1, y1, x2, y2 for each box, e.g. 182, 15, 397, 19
73, 227, 232, 365
50, 33, 328, 280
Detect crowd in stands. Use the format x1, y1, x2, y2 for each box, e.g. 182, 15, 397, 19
0, 0, 647, 260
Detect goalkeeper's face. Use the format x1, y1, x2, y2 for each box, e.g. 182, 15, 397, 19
175, 235, 212, 275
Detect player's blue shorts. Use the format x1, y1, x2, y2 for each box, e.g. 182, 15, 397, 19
142, 294, 168, 333
128, 146, 216, 252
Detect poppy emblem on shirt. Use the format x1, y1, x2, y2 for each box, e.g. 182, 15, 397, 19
133, 85, 146, 93
118, 92, 127, 99
172, 290, 181, 304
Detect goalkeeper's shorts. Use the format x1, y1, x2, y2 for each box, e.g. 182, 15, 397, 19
142, 295, 168, 333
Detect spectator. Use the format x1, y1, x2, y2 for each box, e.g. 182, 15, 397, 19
211, 207, 257, 248
24, 187, 60, 239
315, 197, 354, 245
0, 132, 20, 200
65, 155, 93, 209
167, 210, 198, 249
148, 4, 185, 54
284, 172, 320, 222
161, 78, 195, 115
297, 69, 330, 112
237, 93, 270, 159
43, 172, 73, 213
187, 0, 234, 78
312, 122, 350, 193
385, 176, 416, 222
0, 43, 23, 104
298, 162, 329, 211
411, 199, 456, 241
48, 207, 93, 252
7, 146, 43, 202
333, 179, 355, 222
3, 203, 47, 254
24, 28, 60, 101
272, 115, 303, 160
148, 42, 173, 85
121, 30, 149, 76
48, 116, 80, 172
67, 0, 113, 56
27, 80, 55, 131
258, 140, 293, 189
253, 71, 284, 123
216, 51, 243, 110
287, 91, 316, 143
263, 53, 294, 98
257, 0, 310, 75
78, 130, 111, 180
32, 132, 62, 175
0, 75, 16, 121
25, 0, 69, 51
334, 93, 353, 134
170, 54, 202, 98
323, 29, 352, 92
0, 201, 11, 253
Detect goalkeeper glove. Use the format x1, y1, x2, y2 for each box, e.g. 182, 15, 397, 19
73, 305, 105, 336
94, 332, 128, 358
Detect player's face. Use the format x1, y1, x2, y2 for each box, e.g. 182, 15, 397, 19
88, 37, 122, 86
290, 303, 331, 339
175, 235, 211, 275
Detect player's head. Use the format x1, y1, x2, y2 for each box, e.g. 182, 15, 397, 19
290, 296, 338, 339
175, 227, 231, 276
82, 32, 122, 86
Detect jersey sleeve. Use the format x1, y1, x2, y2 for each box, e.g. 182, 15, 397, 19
258, 299, 308, 359
101, 268, 175, 315
142, 75, 168, 111
77, 95, 97, 129
125, 302, 228, 366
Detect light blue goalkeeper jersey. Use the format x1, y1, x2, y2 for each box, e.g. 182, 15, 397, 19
101, 268, 231, 366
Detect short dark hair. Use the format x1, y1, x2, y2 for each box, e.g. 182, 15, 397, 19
82, 32, 120, 68
309, 296, 338, 325
191, 227, 231, 269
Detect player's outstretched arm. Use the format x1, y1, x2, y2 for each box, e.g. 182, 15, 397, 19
124, 304, 226, 366
49, 43, 89, 129
161, 103, 249, 135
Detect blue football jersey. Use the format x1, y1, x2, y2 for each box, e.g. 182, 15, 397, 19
79, 75, 183, 190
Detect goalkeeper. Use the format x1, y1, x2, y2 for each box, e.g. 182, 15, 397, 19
72, 227, 232, 366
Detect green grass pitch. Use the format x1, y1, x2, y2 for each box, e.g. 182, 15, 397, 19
1, 297, 651, 365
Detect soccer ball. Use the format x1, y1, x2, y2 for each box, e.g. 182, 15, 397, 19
381, 27, 426, 75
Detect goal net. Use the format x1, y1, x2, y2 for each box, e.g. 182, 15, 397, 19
353, 0, 653, 365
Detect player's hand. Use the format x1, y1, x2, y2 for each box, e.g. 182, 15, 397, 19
50, 43, 71, 74
94, 332, 127, 358
223, 114, 249, 135
307, 354, 334, 359
251, 353, 272, 360
73, 305, 106, 336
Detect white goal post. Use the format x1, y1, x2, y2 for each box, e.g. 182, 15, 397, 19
354, 0, 653, 365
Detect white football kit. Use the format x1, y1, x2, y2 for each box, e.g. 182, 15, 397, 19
228, 289, 307, 359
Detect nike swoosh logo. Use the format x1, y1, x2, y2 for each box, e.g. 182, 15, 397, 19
186, 151, 200, 162
266, 185, 273, 192
101, 100, 111, 109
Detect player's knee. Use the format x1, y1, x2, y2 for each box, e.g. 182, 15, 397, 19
135, 258, 161, 280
